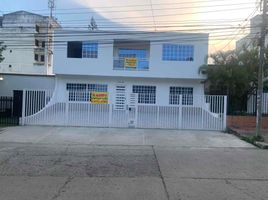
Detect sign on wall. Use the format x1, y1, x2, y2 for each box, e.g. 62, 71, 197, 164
124, 58, 137, 68
91, 92, 108, 104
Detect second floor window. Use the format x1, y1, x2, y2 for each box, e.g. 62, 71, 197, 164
67, 41, 98, 59
162, 44, 194, 61
82, 42, 98, 58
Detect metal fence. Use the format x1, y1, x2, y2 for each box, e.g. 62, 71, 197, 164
247, 93, 268, 115
21, 90, 227, 131
0, 96, 19, 126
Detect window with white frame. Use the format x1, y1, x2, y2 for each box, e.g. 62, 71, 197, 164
169, 87, 193, 105
66, 83, 88, 101
162, 44, 194, 61
88, 84, 107, 92
66, 83, 107, 102
67, 41, 98, 58
82, 42, 98, 58
132, 85, 156, 104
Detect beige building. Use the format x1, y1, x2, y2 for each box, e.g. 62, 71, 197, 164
0, 11, 60, 75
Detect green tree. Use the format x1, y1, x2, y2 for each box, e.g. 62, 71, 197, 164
204, 46, 268, 114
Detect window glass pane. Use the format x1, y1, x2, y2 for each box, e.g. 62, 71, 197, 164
162, 44, 194, 61
82, 42, 98, 58
67, 41, 82, 58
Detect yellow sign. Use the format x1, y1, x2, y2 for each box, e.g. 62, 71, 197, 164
91, 92, 108, 104
124, 58, 137, 68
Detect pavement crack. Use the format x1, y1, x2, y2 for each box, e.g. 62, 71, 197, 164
51, 176, 74, 200
152, 145, 171, 200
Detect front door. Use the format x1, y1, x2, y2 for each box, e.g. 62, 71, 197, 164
114, 85, 126, 110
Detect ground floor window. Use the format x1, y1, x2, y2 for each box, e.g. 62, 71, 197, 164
66, 83, 108, 102
169, 87, 193, 105
132, 85, 156, 104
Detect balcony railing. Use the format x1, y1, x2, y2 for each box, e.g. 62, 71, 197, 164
113, 57, 149, 71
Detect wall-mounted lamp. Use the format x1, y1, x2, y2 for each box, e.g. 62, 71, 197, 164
0, 76, 4, 81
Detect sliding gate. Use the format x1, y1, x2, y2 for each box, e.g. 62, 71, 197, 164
21, 90, 227, 131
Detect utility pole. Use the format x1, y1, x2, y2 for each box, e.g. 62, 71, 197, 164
256, 0, 267, 136
47, 0, 55, 74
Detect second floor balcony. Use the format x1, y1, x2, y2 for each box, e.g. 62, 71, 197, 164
113, 39, 150, 71
113, 57, 149, 71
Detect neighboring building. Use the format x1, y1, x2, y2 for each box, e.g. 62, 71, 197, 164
0, 73, 55, 97
236, 15, 268, 51
0, 11, 60, 75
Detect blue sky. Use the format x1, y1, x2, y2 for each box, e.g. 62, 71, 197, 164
0, 0, 258, 53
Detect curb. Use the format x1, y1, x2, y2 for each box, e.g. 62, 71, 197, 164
255, 141, 268, 149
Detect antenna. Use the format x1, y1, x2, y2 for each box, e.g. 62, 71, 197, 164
89, 17, 98, 31
48, 0, 55, 18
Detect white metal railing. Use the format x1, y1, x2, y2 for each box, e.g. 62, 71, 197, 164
21, 90, 227, 131
247, 93, 268, 114
113, 57, 149, 70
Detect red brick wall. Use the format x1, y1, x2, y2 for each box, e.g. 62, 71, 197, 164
228, 116, 268, 129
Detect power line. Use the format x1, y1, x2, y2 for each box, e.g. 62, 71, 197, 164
149, 0, 157, 32
219, 4, 260, 51
0, 0, 254, 13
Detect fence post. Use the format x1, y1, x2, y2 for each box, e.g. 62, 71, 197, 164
21, 89, 26, 125
179, 94, 182, 129
156, 106, 160, 128
109, 104, 113, 127
223, 96, 227, 131
65, 91, 69, 126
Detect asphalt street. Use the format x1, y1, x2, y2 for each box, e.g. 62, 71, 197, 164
0, 126, 267, 200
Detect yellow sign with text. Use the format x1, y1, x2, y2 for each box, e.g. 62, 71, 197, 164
91, 92, 108, 104
124, 58, 137, 68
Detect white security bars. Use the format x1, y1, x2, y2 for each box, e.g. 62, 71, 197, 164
21, 90, 227, 131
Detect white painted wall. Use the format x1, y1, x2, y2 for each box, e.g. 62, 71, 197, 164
0, 28, 48, 74
0, 74, 55, 96
53, 30, 208, 79
54, 75, 204, 106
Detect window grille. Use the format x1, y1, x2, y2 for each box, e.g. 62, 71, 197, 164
169, 87, 193, 105
66, 83, 107, 102
132, 85, 156, 104
162, 44, 194, 61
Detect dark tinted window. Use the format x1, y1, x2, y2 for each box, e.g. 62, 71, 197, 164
41, 55, 45, 62
67, 41, 82, 58
34, 54, 39, 61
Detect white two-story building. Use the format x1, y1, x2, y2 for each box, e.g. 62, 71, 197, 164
53, 30, 208, 105
21, 30, 227, 130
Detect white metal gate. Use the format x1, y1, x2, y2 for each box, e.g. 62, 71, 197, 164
21, 89, 227, 131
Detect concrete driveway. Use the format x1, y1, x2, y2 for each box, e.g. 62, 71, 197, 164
0, 126, 268, 200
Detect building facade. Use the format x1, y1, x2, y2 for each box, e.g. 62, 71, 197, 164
0, 11, 60, 75
236, 15, 268, 50
20, 30, 227, 130
53, 30, 208, 105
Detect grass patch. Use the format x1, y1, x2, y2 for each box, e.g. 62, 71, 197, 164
240, 135, 264, 146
